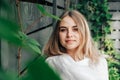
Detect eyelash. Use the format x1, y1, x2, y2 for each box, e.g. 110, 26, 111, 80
59, 28, 78, 32
59, 29, 67, 32
73, 28, 78, 31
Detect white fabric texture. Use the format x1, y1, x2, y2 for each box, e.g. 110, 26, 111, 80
46, 54, 109, 80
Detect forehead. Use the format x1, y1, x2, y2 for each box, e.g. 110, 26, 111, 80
59, 16, 77, 27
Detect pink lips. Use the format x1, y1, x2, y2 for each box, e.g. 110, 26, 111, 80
65, 40, 75, 43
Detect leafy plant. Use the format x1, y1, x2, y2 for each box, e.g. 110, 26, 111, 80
0, 0, 61, 80
104, 38, 120, 80
21, 56, 60, 80
71, 0, 112, 41
36, 4, 61, 20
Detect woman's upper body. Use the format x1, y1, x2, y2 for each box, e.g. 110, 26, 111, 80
43, 10, 109, 80
46, 54, 109, 80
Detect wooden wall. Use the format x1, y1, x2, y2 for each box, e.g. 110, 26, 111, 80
0, 0, 66, 72
108, 0, 120, 53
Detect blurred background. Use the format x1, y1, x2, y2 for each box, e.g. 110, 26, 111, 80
0, 0, 120, 80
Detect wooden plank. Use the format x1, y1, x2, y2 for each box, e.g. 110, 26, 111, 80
108, 0, 120, 2
110, 12, 120, 20
110, 31, 120, 39
110, 21, 120, 29
108, 2, 120, 10
113, 40, 120, 48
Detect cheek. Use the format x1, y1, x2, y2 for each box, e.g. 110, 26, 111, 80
78, 34, 83, 44
59, 33, 66, 43
59, 33, 62, 39
76, 33, 81, 43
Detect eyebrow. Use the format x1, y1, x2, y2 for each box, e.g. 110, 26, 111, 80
59, 26, 66, 28
59, 25, 77, 28
72, 25, 77, 28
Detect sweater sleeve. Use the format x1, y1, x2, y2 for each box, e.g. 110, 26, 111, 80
45, 56, 74, 80
46, 57, 58, 71
97, 57, 109, 80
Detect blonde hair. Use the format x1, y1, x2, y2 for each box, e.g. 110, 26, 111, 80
43, 10, 100, 63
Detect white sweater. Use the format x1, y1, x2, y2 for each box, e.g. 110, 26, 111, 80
46, 54, 109, 80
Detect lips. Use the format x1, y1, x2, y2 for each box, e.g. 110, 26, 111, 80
65, 40, 75, 43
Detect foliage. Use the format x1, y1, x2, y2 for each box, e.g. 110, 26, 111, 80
0, 0, 61, 80
0, 0, 41, 54
109, 67, 120, 80
21, 56, 60, 80
71, 0, 112, 41
104, 38, 120, 80
71, 0, 120, 80
1, 0, 120, 80
0, 69, 17, 80
36, 4, 61, 20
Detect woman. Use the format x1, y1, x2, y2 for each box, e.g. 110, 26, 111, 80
43, 10, 109, 80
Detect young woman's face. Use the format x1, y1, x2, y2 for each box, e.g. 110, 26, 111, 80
59, 16, 81, 51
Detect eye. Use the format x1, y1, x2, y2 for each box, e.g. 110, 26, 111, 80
73, 27, 78, 32
59, 26, 67, 32
59, 28, 67, 32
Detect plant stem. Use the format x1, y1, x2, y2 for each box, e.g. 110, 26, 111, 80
16, 0, 22, 77
16, 0, 23, 31
17, 47, 21, 77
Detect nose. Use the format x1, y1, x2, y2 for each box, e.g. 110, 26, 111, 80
67, 29, 73, 37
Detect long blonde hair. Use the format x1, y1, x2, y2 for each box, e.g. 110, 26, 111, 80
43, 10, 100, 63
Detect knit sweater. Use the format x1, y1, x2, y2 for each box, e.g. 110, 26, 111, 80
46, 54, 109, 80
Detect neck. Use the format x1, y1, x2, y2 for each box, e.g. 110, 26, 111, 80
66, 48, 84, 61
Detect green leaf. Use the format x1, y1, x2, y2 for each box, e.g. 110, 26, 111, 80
27, 43, 41, 54
106, 14, 112, 19
0, 17, 22, 46
24, 57, 61, 80
104, 25, 111, 33
0, 17, 20, 32
36, 4, 46, 15
27, 38, 41, 54
115, 53, 120, 60
27, 38, 40, 46
0, 0, 11, 12
36, 4, 61, 20
0, 69, 17, 80
18, 32, 41, 54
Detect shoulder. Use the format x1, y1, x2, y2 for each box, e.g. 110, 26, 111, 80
46, 55, 61, 62
45, 55, 64, 66
45, 54, 69, 72
46, 56, 58, 64
46, 54, 69, 63
94, 55, 108, 70
91, 55, 108, 68
45, 56, 59, 70
96, 55, 109, 80
46, 54, 72, 67
98, 55, 108, 65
